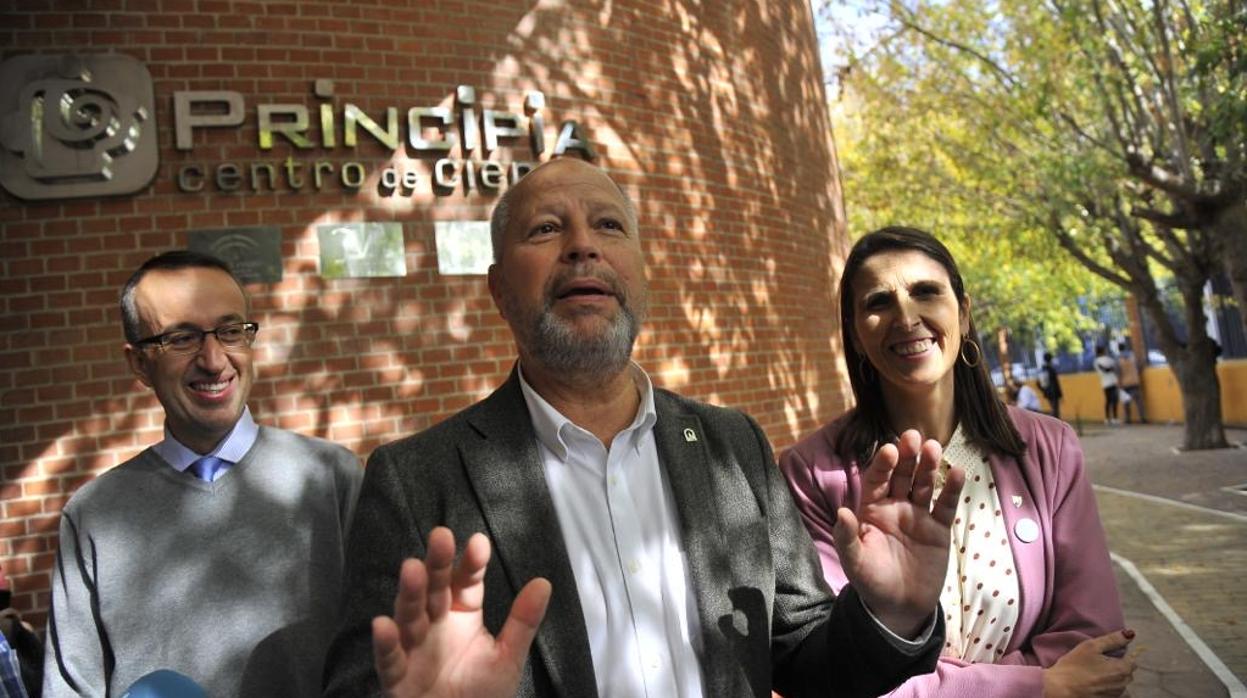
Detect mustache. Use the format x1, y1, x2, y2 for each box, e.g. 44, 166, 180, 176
544, 264, 629, 305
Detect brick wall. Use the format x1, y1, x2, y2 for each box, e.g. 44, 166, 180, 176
0, 0, 852, 631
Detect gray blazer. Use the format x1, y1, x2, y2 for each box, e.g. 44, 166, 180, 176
322, 370, 941, 698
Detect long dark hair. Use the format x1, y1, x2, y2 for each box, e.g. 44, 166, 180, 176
836, 226, 1024, 463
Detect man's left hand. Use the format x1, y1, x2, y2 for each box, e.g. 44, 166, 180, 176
833, 429, 965, 638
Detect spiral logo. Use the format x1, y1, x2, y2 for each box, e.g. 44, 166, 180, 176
45, 85, 143, 151
1, 54, 158, 200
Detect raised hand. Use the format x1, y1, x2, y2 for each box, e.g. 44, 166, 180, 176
833, 429, 965, 637
1043, 630, 1137, 698
372, 527, 552, 698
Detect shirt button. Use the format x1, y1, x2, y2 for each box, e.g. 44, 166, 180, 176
626, 559, 641, 574
609, 475, 619, 487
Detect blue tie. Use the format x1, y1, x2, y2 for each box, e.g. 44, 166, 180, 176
189, 456, 228, 482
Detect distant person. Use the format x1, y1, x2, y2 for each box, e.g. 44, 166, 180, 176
1039, 352, 1064, 420
1094, 345, 1120, 425
1, 564, 41, 698
782, 227, 1134, 697
1116, 342, 1146, 424
1010, 381, 1043, 412
44, 251, 363, 697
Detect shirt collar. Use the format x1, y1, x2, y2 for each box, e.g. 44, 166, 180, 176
152, 406, 259, 472
517, 362, 658, 461
940, 421, 985, 472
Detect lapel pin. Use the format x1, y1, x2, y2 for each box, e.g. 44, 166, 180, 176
1011, 495, 1023, 508
683, 428, 698, 442
1014, 518, 1039, 543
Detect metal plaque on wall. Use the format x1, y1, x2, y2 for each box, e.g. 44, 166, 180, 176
434, 221, 492, 276
0, 54, 159, 200
317, 222, 407, 279
188, 226, 283, 284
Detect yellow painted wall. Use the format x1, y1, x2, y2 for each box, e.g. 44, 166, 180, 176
1038, 358, 1247, 426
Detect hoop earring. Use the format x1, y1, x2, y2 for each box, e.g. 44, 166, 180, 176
858, 356, 876, 383
960, 337, 981, 367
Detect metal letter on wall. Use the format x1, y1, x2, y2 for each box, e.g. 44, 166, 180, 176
258, 104, 313, 149
552, 120, 596, 161
482, 110, 524, 152
406, 107, 455, 151
173, 90, 245, 150
0, 54, 159, 200
188, 226, 283, 284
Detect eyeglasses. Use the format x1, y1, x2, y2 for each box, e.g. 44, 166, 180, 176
134, 322, 259, 355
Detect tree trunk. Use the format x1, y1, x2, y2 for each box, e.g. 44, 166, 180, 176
1170, 350, 1228, 450
1134, 279, 1228, 450
1214, 202, 1247, 337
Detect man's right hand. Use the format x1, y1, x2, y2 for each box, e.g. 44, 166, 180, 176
372, 527, 552, 698
1042, 630, 1136, 697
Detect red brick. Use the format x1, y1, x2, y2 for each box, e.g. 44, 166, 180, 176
12, 536, 47, 554
4, 499, 41, 518
23, 479, 62, 496
0, 553, 26, 574
42, 496, 69, 514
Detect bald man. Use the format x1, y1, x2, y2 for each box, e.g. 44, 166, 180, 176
323, 158, 964, 698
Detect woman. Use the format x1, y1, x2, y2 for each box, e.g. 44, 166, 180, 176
780, 227, 1134, 697
1094, 345, 1121, 425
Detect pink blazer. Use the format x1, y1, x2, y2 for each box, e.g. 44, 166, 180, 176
779, 407, 1124, 696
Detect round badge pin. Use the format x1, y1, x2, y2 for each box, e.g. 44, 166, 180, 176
1014, 518, 1040, 543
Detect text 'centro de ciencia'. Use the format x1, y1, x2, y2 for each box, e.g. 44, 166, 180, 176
173, 80, 595, 196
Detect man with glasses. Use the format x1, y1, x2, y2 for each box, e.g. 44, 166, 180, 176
44, 251, 363, 697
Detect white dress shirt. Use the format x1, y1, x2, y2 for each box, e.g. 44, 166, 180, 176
152, 406, 259, 481
1016, 384, 1042, 412
518, 365, 706, 698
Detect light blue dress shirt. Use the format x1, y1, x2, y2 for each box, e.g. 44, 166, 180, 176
151, 407, 259, 481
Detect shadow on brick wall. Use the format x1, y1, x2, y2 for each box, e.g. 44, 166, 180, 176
1, 0, 851, 630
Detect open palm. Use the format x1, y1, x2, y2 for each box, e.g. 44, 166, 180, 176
372, 527, 552, 698
833, 430, 965, 637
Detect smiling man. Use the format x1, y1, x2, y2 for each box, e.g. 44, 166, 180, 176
44, 251, 363, 697
323, 158, 965, 698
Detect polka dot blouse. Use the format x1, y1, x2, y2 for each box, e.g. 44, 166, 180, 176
935, 425, 1020, 663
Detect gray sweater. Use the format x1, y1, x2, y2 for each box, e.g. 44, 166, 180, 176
44, 427, 363, 697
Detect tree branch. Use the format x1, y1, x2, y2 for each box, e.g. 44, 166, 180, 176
1132, 205, 1202, 229
1089, 0, 1158, 155
1125, 154, 1207, 200
1151, 0, 1196, 178
887, 1, 1020, 91
1046, 211, 1134, 288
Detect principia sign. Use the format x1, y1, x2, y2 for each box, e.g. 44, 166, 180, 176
0, 54, 595, 202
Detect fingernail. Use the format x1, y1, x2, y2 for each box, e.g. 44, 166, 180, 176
1123, 628, 1135, 639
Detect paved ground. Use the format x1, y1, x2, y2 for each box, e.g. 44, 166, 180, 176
1076, 422, 1247, 698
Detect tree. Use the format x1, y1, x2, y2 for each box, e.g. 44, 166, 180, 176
822, 0, 1239, 449
1042, 0, 1247, 337
828, 26, 1112, 353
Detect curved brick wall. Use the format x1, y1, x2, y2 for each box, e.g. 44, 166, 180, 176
0, 0, 852, 628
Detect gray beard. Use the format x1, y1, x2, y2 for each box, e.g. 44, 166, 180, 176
524, 302, 639, 376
